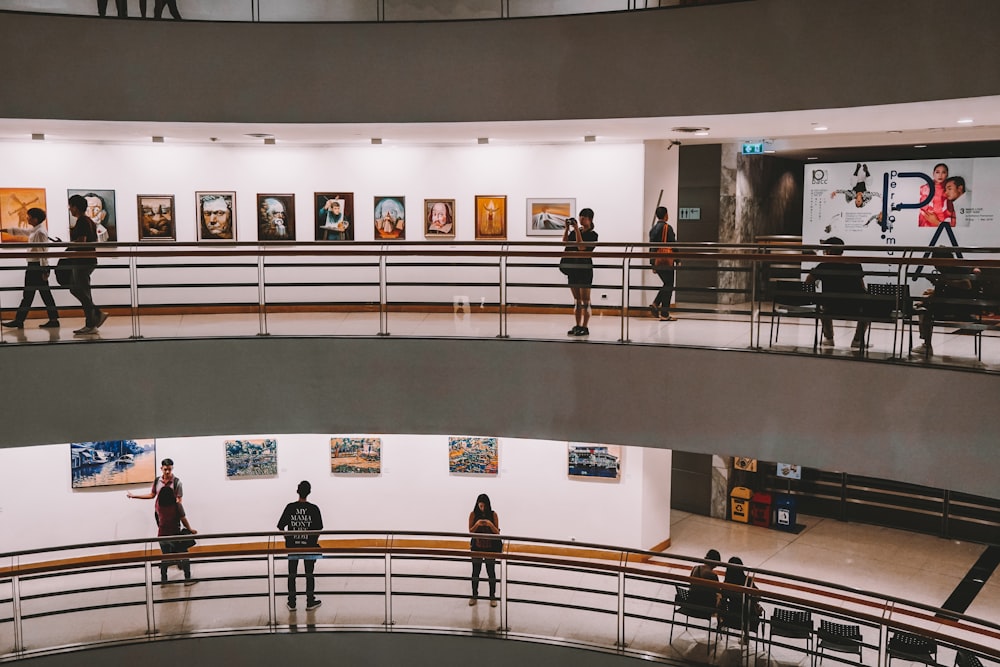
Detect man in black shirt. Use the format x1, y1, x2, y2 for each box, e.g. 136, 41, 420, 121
806, 237, 868, 349
277, 480, 324, 612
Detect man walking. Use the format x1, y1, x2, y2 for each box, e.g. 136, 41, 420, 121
277, 481, 324, 612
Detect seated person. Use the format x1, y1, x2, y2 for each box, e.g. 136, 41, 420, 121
913, 250, 981, 357
717, 557, 761, 639
687, 548, 721, 612
806, 237, 868, 349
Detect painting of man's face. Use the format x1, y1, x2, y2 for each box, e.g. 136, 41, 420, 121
197, 192, 236, 241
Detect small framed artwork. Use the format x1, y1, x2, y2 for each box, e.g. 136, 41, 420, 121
448, 436, 498, 475
331, 437, 382, 474
527, 198, 575, 236
225, 438, 278, 477
0, 188, 47, 242
374, 196, 405, 240
776, 463, 802, 479
257, 194, 295, 241
568, 443, 622, 481
196, 191, 236, 242
424, 199, 456, 238
137, 194, 176, 241
67, 189, 117, 242
71, 439, 156, 489
475, 195, 506, 240
315, 192, 354, 241
733, 457, 758, 472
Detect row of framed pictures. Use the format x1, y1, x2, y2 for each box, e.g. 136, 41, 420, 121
0, 188, 578, 243
69, 437, 622, 489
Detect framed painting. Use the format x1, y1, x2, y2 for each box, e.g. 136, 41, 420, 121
137, 194, 176, 241
71, 439, 156, 489
257, 194, 295, 241
527, 198, 575, 236
776, 463, 802, 479
225, 438, 278, 477
67, 189, 116, 243
196, 191, 236, 242
567, 443, 622, 481
424, 199, 456, 238
315, 192, 354, 241
475, 195, 506, 240
448, 436, 498, 475
0, 189, 46, 242
331, 437, 382, 474
374, 196, 405, 240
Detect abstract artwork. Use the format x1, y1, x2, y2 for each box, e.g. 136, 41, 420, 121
315, 192, 354, 241
374, 196, 405, 240
225, 438, 278, 477
424, 199, 456, 238
0, 188, 46, 242
71, 439, 156, 489
526, 198, 575, 236
567, 443, 622, 480
257, 194, 295, 241
137, 194, 176, 241
475, 195, 506, 240
330, 437, 382, 474
448, 436, 498, 475
67, 189, 117, 242
196, 191, 236, 241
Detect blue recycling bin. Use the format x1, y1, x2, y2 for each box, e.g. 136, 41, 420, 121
774, 494, 798, 532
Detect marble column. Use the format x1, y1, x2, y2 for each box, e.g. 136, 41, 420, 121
718, 144, 744, 305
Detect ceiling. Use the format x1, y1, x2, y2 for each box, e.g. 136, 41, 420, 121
1, 95, 999, 160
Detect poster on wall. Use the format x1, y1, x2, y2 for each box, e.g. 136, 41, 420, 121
475, 195, 506, 240
424, 199, 455, 238
330, 437, 381, 474
776, 463, 802, 479
257, 194, 295, 241
567, 443, 621, 480
733, 457, 757, 472
374, 196, 405, 240
448, 436, 498, 475
67, 189, 116, 243
196, 191, 236, 242
526, 198, 575, 237
137, 194, 176, 241
803, 158, 1000, 287
225, 438, 278, 477
70, 439, 156, 489
315, 192, 354, 241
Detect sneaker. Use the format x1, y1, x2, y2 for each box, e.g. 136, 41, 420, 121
286, 601, 297, 611
575, 327, 590, 336
821, 337, 835, 347
911, 343, 933, 357
490, 599, 498, 608
567, 326, 581, 336
95, 311, 109, 328
39, 320, 60, 328
305, 599, 322, 611
850, 340, 869, 349
1, 321, 23, 329
468, 597, 477, 606
648, 304, 659, 318
184, 579, 198, 587
658, 315, 677, 322
73, 326, 98, 336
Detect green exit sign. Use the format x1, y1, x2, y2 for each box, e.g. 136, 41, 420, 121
741, 142, 764, 154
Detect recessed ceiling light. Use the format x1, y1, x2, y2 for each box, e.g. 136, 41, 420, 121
583, 135, 596, 143
31, 133, 44, 141
152, 136, 164, 143
244, 133, 273, 139
694, 130, 710, 137
764, 150, 776, 154
813, 126, 828, 132
477, 137, 490, 145
914, 144, 927, 148
371, 137, 382, 145
957, 118, 974, 124
887, 130, 903, 134
807, 157, 818, 160
264, 137, 276, 145
671, 126, 709, 134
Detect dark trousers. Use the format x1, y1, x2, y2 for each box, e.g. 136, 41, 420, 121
154, 0, 182, 18
653, 269, 675, 312
159, 540, 191, 580
471, 557, 496, 599
69, 263, 101, 327
97, 0, 127, 16
287, 557, 317, 604
821, 317, 868, 342
13, 264, 58, 324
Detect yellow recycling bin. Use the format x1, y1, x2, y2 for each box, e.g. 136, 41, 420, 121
730, 486, 752, 523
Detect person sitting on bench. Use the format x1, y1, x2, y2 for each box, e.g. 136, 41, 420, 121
806, 237, 868, 349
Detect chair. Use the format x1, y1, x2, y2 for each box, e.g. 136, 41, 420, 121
767, 607, 814, 666
865, 282, 912, 357
886, 630, 937, 666
769, 280, 818, 347
956, 650, 984, 667
817, 620, 863, 665
669, 585, 717, 654
715, 593, 761, 663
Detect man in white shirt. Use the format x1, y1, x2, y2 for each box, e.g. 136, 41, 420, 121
2, 208, 59, 329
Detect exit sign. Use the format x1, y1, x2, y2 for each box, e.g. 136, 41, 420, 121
741, 141, 764, 154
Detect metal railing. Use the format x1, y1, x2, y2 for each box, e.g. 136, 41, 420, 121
0, 531, 997, 664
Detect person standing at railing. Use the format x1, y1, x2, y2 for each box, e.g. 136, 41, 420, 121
469, 493, 501, 607
128, 457, 184, 530
277, 481, 324, 612
560, 209, 598, 336
2, 208, 60, 330
97, 0, 127, 17
156, 485, 197, 584
154, 0, 182, 19
648, 206, 677, 321
65, 195, 108, 336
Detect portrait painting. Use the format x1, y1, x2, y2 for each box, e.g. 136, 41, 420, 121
527, 198, 575, 236
71, 439, 156, 489
567, 443, 622, 481
374, 196, 405, 240
330, 437, 382, 474
67, 189, 116, 243
475, 195, 506, 240
137, 194, 176, 241
225, 438, 278, 478
257, 194, 295, 241
448, 436, 498, 475
315, 192, 354, 241
196, 191, 236, 242
424, 199, 456, 238
0, 188, 47, 242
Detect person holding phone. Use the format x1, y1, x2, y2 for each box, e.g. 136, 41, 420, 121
468, 493, 501, 607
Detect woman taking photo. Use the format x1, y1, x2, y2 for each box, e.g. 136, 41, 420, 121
468, 493, 501, 606
156, 485, 197, 585
560, 208, 598, 336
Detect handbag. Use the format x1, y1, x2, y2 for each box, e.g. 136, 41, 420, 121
176, 528, 196, 550
651, 222, 674, 269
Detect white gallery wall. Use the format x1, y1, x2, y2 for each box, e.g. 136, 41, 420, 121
0, 435, 671, 555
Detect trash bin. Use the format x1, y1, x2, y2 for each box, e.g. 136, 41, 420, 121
730, 486, 752, 523
750, 492, 772, 528
774, 494, 798, 532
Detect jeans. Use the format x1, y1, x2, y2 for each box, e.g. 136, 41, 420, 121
159, 540, 191, 580
13, 264, 58, 323
653, 269, 675, 313
69, 261, 101, 327
287, 556, 317, 604
471, 557, 496, 599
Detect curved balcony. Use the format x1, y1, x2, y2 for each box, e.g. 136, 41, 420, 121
1, 531, 997, 665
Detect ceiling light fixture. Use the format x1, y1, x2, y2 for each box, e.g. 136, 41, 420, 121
264, 137, 276, 145
957, 118, 974, 124
693, 130, 710, 137
371, 137, 382, 145
813, 126, 828, 132
807, 157, 818, 160
31, 133, 44, 141
152, 136, 164, 143
671, 126, 709, 134
584, 135, 596, 143
244, 133, 272, 139
477, 137, 490, 145
914, 144, 927, 148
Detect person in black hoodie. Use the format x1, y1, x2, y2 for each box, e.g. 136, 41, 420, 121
277, 480, 324, 612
